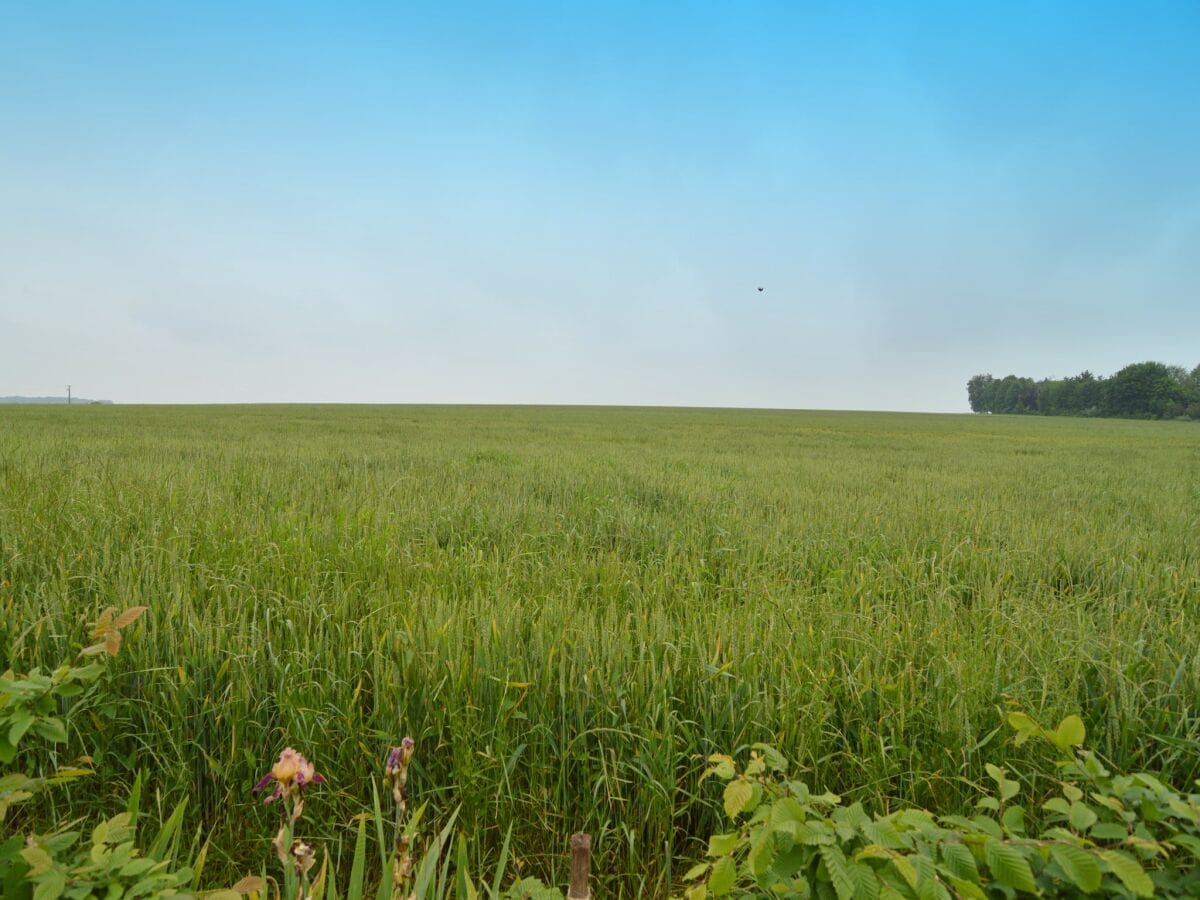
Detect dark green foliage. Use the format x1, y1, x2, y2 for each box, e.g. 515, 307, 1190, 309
968, 361, 1200, 419
685, 713, 1200, 898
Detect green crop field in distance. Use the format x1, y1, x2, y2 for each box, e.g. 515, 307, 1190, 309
1, 405, 1197, 896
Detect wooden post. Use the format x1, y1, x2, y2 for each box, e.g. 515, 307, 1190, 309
568, 832, 591, 900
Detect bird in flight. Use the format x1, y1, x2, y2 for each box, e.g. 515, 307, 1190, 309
757, 286, 764, 292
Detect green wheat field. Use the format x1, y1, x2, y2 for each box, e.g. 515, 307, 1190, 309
2, 405, 1197, 895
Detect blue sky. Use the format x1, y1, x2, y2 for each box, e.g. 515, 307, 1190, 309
2, 1, 1197, 409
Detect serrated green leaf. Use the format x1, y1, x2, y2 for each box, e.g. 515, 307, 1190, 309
984, 840, 1037, 894
771, 797, 809, 827
939, 843, 978, 883
682, 862, 710, 881
748, 826, 776, 876
723, 779, 753, 819
820, 845, 857, 900
850, 862, 880, 900
1049, 844, 1101, 893
890, 854, 918, 890
704, 755, 736, 781
914, 853, 947, 900
860, 818, 906, 850
970, 816, 1003, 839
750, 743, 788, 772
708, 856, 736, 896
1099, 850, 1153, 897
20, 845, 54, 875
943, 874, 986, 899
32, 869, 65, 900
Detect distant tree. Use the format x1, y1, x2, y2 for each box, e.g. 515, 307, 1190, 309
966, 363, 1197, 420
1038, 378, 1065, 415
967, 374, 994, 412
1072, 371, 1103, 414
1104, 362, 1181, 418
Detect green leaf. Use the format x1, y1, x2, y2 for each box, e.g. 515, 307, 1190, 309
1005, 712, 1038, 732
682, 862, 710, 882
705, 755, 736, 781
1098, 850, 1153, 898
1006, 712, 1041, 746
7, 712, 35, 747
915, 853, 948, 900
1089, 823, 1128, 841
20, 845, 54, 875
1048, 844, 1101, 893
849, 862, 881, 900
943, 874, 986, 900
771, 796, 808, 825
32, 718, 68, 743
1054, 715, 1086, 751
984, 840, 1037, 894
707, 833, 738, 857
1068, 802, 1098, 832
707, 856, 736, 896
860, 818, 906, 850
939, 843, 978, 883
890, 855, 919, 890
32, 869, 65, 900
1042, 797, 1071, 816
750, 743, 788, 772
723, 779, 753, 819
1001, 805, 1025, 835
118, 857, 159, 877
819, 845, 856, 900
748, 826, 776, 876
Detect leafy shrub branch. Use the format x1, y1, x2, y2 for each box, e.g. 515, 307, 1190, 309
682, 715, 1200, 898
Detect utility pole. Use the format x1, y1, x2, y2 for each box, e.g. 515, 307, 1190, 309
67, 385, 72, 405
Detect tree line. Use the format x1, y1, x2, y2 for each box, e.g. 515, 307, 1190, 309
968, 361, 1200, 419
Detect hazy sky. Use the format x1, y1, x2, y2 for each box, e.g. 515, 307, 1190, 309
2, 2, 1198, 409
